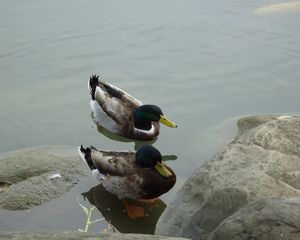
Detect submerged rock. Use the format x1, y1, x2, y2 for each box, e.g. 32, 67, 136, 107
0, 232, 190, 240
0, 145, 89, 210
210, 197, 300, 240
156, 115, 300, 240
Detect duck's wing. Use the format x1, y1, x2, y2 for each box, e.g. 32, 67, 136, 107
89, 76, 142, 124
102, 173, 143, 199
89, 148, 138, 177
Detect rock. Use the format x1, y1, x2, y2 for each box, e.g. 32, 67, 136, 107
0, 145, 89, 210
0, 231, 190, 240
210, 197, 300, 240
156, 115, 300, 240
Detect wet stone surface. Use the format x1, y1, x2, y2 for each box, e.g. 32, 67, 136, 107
210, 197, 300, 240
0, 232, 190, 240
156, 115, 300, 240
0, 146, 89, 210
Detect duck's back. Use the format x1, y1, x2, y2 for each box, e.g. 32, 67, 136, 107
89, 77, 142, 135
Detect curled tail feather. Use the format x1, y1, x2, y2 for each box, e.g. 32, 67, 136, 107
78, 145, 96, 170
78, 145, 109, 181
89, 75, 99, 100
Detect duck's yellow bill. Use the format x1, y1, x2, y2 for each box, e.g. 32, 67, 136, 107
159, 115, 177, 128
154, 162, 172, 177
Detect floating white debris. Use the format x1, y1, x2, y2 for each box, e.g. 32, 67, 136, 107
48, 173, 62, 179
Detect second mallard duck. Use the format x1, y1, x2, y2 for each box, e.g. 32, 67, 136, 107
88, 75, 177, 140
78, 144, 176, 200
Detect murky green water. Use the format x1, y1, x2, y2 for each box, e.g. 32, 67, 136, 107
1, 0, 300, 233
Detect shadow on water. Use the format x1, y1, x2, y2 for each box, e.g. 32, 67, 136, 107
94, 118, 177, 161
82, 184, 167, 234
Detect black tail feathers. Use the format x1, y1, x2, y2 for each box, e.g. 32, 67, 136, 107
80, 145, 96, 171
89, 75, 99, 100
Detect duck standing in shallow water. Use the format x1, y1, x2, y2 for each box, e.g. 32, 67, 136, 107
88, 75, 177, 141
78, 145, 176, 218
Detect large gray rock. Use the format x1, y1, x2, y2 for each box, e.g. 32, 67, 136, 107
0, 146, 89, 210
0, 232, 189, 240
210, 197, 300, 240
156, 115, 300, 240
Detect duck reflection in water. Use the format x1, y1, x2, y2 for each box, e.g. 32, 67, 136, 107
78, 145, 176, 221
82, 184, 167, 234
93, 119, 156, 151
93, 116, 177, 159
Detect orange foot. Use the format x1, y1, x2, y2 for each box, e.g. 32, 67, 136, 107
123, 200, 145, 219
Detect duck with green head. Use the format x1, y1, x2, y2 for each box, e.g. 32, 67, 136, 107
78, 145, 176, 218
88, 75, 177, 140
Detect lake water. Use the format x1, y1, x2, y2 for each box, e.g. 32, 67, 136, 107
1, 0, 300, 234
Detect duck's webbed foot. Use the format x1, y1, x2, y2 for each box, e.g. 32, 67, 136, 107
123, 199, 145, 219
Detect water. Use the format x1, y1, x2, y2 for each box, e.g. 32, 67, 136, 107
1, 0, 300, 233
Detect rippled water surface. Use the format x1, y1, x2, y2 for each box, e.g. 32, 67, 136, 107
1, 0, 300, 233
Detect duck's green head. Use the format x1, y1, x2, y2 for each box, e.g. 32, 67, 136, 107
134, 105, 177, 130
136, 145, 172, 177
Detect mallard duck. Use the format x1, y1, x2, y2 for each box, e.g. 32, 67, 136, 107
78, 145, 176, 218
88, 75, 177, 140
78, 144, 176, 199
